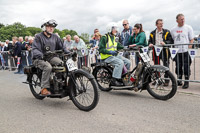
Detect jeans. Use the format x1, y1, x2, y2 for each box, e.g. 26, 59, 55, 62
104, 55, 131, 79
0, 54, 4, 67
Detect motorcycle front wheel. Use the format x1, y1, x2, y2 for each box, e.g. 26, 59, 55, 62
144, 70, 177, 100
69, 69, 99, 111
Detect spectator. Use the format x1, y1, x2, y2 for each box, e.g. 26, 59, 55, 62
64, 35, 73, 51
13, 37, 23, 74
19, 37, 27, 72
7, 39, 16, 70
24, 36, 30, 49
148, 19, 174, 86
5, 40, 12, 49
0, 42, 9, 69
25, 36, 29, 44
71, 35, 88, 68
89, 32, 101, 62
121, 19, 133, 58
128, 23, 148, 65
63, 37, 66, 43
198, 34, 200, 47
55, 32, 60, 38
171, 13, 194, 89
91, 28, 99, 40
89, 32, 101, 48
0, 42, 4, 69
27, 36, 33, 65
4, 40, 11, 69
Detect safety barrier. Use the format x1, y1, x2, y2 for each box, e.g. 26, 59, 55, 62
0, 50, 31, 71
1, 43, 200, 84
151, 43, 200, 83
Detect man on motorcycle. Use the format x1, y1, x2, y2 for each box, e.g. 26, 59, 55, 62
32, 19, 70, 96
99, 22, 131, 86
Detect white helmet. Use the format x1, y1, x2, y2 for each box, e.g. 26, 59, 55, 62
106, 22, 119, 33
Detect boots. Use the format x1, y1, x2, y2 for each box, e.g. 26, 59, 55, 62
110, 78, 123, 86
177, 75, 183, 86
41, 88, 51, 96
182, 75, 189, 89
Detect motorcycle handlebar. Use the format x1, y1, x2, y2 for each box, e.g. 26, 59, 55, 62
122, 46, 143, 51
122, 46, 152, 52
45, 50, 64, 55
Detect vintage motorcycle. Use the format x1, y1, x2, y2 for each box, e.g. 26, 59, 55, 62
91, 47, 177, 100
23, 50, 99, 111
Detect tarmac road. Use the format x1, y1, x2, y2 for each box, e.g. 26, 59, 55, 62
0, 70, 200, 133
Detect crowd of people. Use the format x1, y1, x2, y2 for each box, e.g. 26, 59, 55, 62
0, 36, 33, 73
0, 13, 196, 90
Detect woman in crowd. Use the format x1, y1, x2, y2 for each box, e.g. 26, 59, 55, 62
128, 23, 148, 65
89, 32, 101, 63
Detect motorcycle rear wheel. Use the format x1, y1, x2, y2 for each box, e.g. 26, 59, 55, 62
93, 67, 112, 91
29, 74, 45, 100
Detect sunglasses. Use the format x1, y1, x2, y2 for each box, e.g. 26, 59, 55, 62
123, 23, 128, 26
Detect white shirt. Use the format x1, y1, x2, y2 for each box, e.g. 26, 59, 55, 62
2, 46, 5, 51
171, 24, 194, 53
95, 40, 99, 47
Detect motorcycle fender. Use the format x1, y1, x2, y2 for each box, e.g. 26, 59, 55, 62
71, 69, 95, 80
67, 69, 95, 89
150, 65, 169, 73
142, 65, 169, 88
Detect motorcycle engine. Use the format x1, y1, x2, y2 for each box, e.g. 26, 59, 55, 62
122, 73, 134, 86
50, 72, 64, 92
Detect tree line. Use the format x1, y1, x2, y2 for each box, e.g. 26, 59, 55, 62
0, 22, 90, 43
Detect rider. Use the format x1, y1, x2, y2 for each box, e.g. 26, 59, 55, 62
32, 19, 70, 96
99, 22, 131, 86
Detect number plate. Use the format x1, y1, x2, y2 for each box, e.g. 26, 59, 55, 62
66, 59, 78, 71
140, 53, 150, 63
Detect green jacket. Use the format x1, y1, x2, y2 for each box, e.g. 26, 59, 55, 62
99, 34, 124, 54
128, 32, 148, 47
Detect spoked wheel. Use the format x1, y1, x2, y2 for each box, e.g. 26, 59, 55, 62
29, 74, 45, 100
69, 69, 99, 111
93, 67, 112, 91
146, 70, 177, 100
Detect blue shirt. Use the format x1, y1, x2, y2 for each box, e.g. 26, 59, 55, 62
121, 26, 133, 46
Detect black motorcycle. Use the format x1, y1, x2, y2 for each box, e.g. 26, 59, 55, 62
91, 47, 177, 100
23, 50, 99, 111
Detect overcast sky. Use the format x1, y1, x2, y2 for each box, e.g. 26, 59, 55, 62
0, 0, 200, 37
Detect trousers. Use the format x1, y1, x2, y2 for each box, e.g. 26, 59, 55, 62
174, 52, 191, 77
104, 55, 131, 79
33, 57, 63, 88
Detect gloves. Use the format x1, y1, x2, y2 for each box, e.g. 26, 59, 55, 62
108, 51, 117, 56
